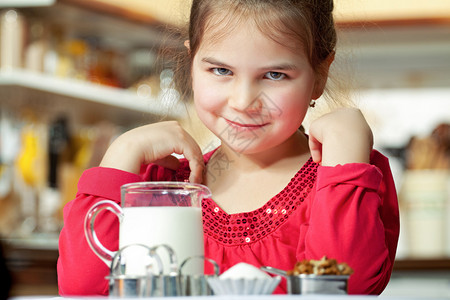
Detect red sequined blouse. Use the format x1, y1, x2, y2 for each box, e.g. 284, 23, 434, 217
57, 148, 399, 296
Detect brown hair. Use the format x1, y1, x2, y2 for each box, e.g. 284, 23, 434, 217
164, 0, 339, 103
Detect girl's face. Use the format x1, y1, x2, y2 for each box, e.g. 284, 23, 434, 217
191, 18, 322, 154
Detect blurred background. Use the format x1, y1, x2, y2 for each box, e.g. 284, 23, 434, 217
0, 0, 449, 297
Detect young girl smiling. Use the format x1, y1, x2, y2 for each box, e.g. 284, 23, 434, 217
58, 0, 399, 295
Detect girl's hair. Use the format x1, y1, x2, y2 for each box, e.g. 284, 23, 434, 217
161, 0, 349, 110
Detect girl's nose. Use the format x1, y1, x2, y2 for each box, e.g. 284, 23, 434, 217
228, 79, 261, 112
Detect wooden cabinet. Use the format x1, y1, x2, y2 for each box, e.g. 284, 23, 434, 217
2, 239, 59, 296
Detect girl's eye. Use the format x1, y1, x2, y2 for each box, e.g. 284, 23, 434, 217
265, 72, 286, 81
212, 68, 232, 76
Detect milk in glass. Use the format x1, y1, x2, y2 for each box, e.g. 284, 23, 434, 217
120, 206, 204, 275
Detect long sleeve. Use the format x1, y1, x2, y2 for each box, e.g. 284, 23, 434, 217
57, 167, 140, 295
303, 150, 399, 295
57, 164, 176, 296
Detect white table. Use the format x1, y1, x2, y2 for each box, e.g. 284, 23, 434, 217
9, 295, 450, 300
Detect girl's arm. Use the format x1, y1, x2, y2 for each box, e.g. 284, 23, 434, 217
100, 121, 204, 183
308, 108, 373, 166
304, 151, 399, 294
305, 108, 399, 294
57, 163, 177, 295
57, 121, 203, 295
57, 167, 140, 295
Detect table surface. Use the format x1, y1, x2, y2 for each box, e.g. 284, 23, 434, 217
9, 295, 450, 300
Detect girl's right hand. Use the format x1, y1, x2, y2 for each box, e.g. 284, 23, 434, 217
100, 121, 205, 183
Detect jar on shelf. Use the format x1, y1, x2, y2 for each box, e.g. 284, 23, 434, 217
400, 169, 449, 258
0, 9, 26, 70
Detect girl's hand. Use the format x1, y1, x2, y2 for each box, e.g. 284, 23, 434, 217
100, 121, 205, 183
308, 108, 373, 166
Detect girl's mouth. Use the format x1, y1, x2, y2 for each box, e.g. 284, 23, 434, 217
224, 118, 270, 130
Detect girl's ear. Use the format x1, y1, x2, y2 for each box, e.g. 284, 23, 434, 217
312, 51, 335, 100
184, 40, 191, 52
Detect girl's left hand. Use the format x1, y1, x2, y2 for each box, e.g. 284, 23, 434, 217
308, 108, 373, 166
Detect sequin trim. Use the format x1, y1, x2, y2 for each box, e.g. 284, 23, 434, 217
202, 158, 318, 245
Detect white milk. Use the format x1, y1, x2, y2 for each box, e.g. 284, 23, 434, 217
119, 206, 204, 275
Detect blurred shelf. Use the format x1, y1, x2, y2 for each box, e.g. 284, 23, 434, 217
1, 233, 59, 251
0, 0, 55, 7
18, 2, 177, 50
0, 2, 184, 126
59, 0, 185, 27
0, 69, 159, 113
394, 258, 450, 271
0, 69, 184, 126
0, 0, 182, 29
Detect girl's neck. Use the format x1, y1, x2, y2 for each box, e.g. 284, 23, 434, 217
204, 130, 311, 214
214, 130, 309, 173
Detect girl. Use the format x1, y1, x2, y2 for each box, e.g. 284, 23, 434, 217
57, 0, 399, 295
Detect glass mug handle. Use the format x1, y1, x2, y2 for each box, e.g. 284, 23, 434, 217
84, 200, 123, 266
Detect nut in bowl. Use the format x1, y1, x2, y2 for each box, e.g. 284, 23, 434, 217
261, 256, 353, 295
207, 262, 281, 295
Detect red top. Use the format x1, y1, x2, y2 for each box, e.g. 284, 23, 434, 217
57, 149, 399, 296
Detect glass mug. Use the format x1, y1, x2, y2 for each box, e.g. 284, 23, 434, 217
84, 181, 212, 275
